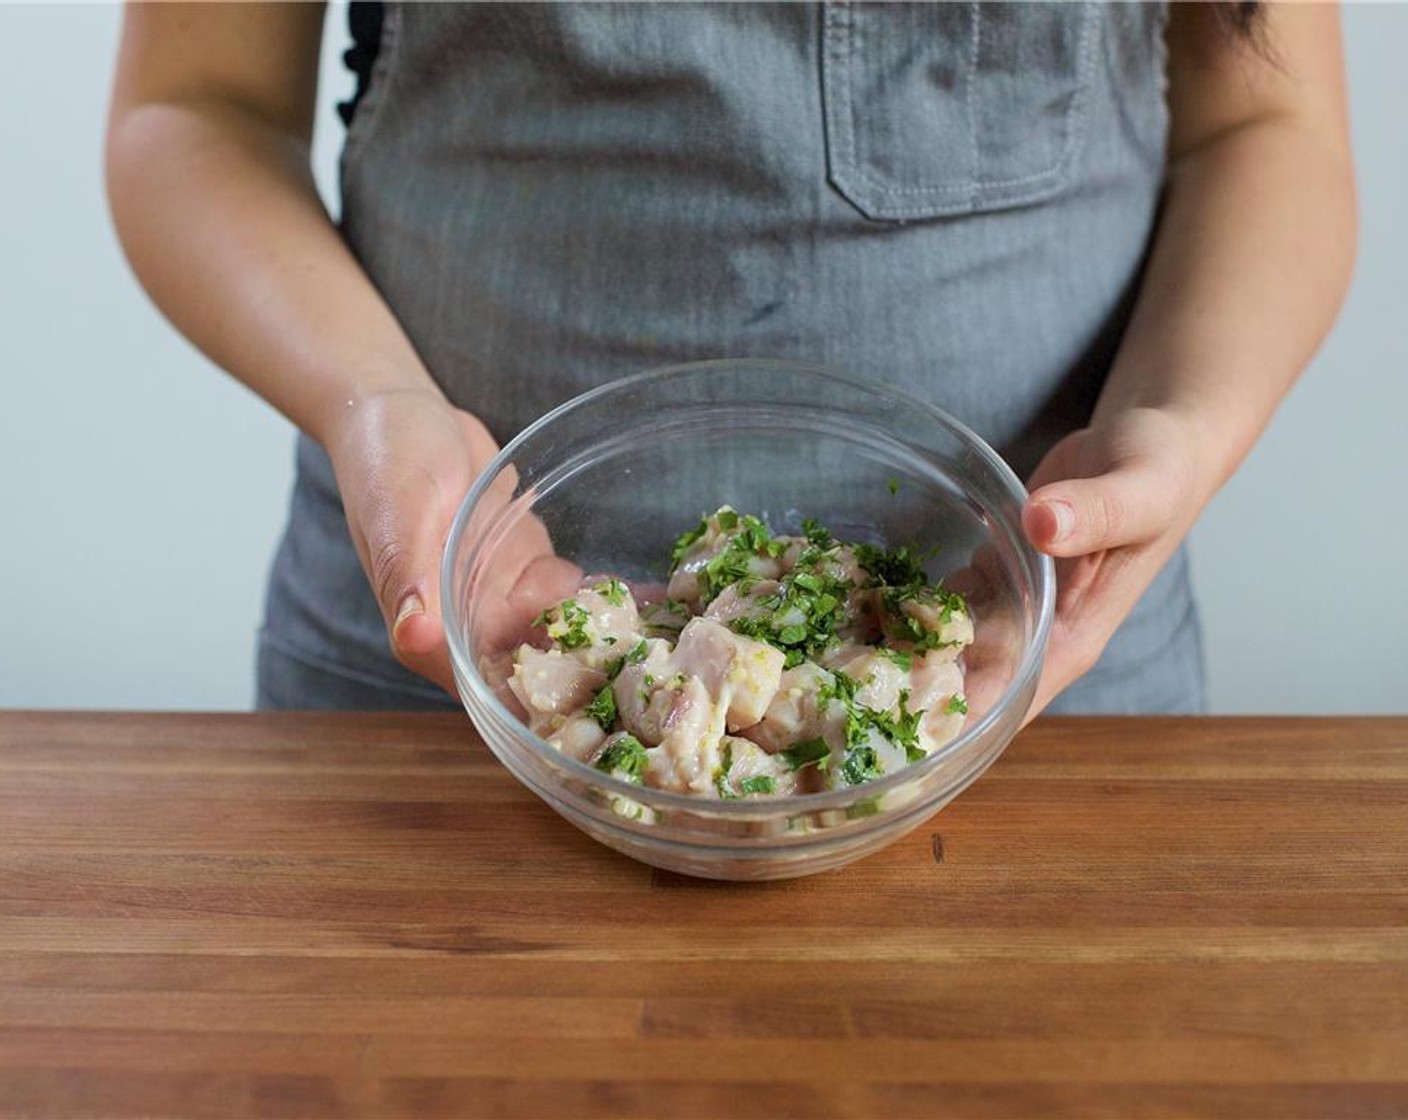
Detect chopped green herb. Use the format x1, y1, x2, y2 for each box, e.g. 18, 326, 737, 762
739, 775, 777, 796
593, 578, 628, 607
817, 669, 858, 710
625, 639, 649, 664
536, 598, 592, 650
715, 507, 739, 531
781, 738, 831, 772
669, 516, 710, 571
944, 693, 969, 716
854, 543, 927, 589
839, 742, 884, 786
585, 684, 617, 731
887, 477, 900, 497
594, 735, 647, 783
801, 518, 834, 548
879, 647, 913, 672
713, 741, 736, 800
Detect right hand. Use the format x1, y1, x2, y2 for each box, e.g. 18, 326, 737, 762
325, 388, 580, 696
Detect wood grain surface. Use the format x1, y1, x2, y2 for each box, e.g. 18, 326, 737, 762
0, 712, 1405, 1119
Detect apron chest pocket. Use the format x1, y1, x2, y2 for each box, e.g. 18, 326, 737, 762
822, 1, 1101, 222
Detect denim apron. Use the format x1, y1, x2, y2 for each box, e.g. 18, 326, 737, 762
257, 1, 1204, 714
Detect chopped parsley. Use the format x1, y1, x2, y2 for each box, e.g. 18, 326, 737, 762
593, 578, 628, 607
594, 735, 648, 783
696, 513, 786, 604
839, 742, 885, 786
781, 737, 831, 772
854, 542, 927, 589
534, 598, 592, 650
878, 648, 913, 672
821, 673, 928, 778
944, 693, 969, 716
725, 545, 853, 667
739, 775, 776, 796
713, 741, 736, 800
585, 684, 617, 731
887, 477, 900, 497
670, 515, 711, 571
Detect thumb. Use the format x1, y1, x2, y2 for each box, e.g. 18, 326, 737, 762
1023, 463, 1176, 558
368, 523, 453, 689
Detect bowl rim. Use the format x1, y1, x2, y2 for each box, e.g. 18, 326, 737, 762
441, 358, 1056, 817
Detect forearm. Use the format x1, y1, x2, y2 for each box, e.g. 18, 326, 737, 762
106, 93, 440, 448
1095, 116, 1356, 502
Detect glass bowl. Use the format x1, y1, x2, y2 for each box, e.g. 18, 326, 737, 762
442, 359, 1054, 880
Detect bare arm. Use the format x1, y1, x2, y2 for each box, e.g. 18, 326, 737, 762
1022, 2, 1356, 713
106, 2, 443, 442
106, 3, 517, 692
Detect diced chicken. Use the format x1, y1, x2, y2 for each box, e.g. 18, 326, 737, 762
641, 676, 729, 794
882, 589, 974, 659
514, 506, 974, 799
508, 645, 605, 735
544, 713, 607, 762
743, 661, 845, 754
611, 638, 677, 745
670, 617, 784, 731
702, 580, 780, 626
823, 648, 909, 715
909, 650, 968, 752
537, 583, 643, 671
838, 587, 884, 645
667, 509, 788, 610
711, 736, 800, 799
818, 723, 910, 792
638, 599, 691, 640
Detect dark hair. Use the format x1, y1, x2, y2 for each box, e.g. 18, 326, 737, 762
1216, 0, 1270, 53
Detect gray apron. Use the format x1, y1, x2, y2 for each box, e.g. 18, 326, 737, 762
257, 1, 1204, 714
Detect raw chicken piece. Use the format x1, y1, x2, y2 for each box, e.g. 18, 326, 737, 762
667, 508, 788, 610
611, 638, 677, 745
638, 599, 691, 640
883, 588, 974, 659
670, 617, 784, 732
537, 582, 643, 671
823, 648, 909, 715
702, 580, 780, 626
508, 645, 606, 735
744, 662, 845, 755
641, 676, 729, 794
908, 650, 968, 751
837, 587, 885, 645
711, 736, 799, 799
544, 713, 607, 762
819, 723, 911, 792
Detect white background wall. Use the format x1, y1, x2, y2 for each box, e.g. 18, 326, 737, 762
1, 3, 1403, 713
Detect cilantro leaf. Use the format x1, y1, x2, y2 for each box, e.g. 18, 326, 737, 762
594, 735, 648, 783
713, 741, 736, 800
781, 738, 830, 772
585, 684, 617, 731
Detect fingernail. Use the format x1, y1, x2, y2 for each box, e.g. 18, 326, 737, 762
394, 592, 424, 630
1045, 501, 1076, 543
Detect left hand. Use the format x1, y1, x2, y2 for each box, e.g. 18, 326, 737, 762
1020, 406, 1215, 719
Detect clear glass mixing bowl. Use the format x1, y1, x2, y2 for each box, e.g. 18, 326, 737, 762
442, 359, 1054, 880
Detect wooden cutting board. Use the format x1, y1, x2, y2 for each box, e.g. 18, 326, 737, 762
0, 711, 1405, 1118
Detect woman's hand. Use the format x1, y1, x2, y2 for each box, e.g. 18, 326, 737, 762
1020, 406, 1213, 719
325, 388, 580, 696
